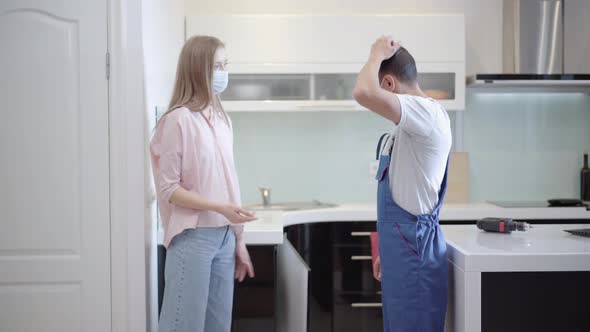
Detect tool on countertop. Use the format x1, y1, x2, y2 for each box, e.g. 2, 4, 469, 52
477, 217, 531, 234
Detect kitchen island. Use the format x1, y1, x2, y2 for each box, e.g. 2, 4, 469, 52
443, 224, 590, 332
240, 202, 590, 245
157, 204, 590, 332
158, 203, 590, 245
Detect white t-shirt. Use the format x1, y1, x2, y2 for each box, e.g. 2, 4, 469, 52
382, 94, 452, 215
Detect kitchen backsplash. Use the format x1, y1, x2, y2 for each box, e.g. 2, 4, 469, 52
231, 93, 590, 204
463, 93, 590, 203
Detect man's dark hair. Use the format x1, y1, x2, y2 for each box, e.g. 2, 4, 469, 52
378, 47, 418, 83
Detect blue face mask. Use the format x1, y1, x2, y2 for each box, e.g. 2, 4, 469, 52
212, 70, 229, 95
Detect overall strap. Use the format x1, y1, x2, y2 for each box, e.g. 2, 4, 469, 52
432, 156, 451, 214
376, 133, 394, 160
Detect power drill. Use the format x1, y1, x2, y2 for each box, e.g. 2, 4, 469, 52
476, 217, 531, 234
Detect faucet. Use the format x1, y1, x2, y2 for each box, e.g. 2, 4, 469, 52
258, 187, 272, 207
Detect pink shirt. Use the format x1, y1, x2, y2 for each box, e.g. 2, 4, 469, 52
150, 106, 243, 248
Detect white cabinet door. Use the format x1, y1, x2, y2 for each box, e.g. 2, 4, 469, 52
276, 238, 310, 332
188, 15, 466, 111
187, 15, 465, 65
0, 1, 110, 331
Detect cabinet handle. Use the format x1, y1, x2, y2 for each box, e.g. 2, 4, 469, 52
350, 232, 372, 237
296, 103, 358, 109
350, 256, 372, 261
351, 303, 382, 308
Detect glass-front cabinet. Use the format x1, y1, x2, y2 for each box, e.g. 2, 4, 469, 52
186, 14, 466, 111
220, 63, 464, 111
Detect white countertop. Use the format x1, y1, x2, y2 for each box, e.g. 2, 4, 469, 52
443, 224, 590, 272
281, 202, 590, 226
159, 203, 590, 245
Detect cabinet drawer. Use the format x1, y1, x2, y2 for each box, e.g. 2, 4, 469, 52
333, 247, 380, 293
333, 293, 383, 332
332, 222, 376, 246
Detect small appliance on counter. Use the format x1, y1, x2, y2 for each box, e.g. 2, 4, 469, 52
546, 198, 590, 210
547, 198, 585, 207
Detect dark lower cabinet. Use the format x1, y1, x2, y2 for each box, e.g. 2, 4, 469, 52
481, 271, 590, 332
232, 246, 277, 332
157, 245, 276, 332
332, 304, 383, 332
286, 222, 383, 332
333, 293, 383, 332
333, 246, 380, 294
286, 222, 334, 332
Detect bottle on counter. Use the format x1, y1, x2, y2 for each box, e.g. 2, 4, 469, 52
582, 153, 590, 201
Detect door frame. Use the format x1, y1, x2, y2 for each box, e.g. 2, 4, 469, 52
108, 0, 149, 331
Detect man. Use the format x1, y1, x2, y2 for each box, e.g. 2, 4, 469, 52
353, 36, 452, 332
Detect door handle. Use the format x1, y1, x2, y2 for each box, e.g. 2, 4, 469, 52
295, 103, 359, 110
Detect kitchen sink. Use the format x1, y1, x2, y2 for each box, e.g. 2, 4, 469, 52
246, 200, 338, 211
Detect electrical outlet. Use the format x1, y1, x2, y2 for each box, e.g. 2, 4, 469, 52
369, 160, 380, 181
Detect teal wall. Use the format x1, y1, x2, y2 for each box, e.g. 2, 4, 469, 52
231, 93, 590, 205
463, 93, 590, 203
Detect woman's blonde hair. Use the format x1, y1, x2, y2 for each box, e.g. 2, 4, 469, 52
159, 35, 227, 124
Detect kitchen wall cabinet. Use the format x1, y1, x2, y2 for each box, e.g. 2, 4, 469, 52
186, 15, 466, 111
221, 68, 460, 112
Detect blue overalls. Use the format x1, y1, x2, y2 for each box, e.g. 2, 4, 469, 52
375, 133, 449, 332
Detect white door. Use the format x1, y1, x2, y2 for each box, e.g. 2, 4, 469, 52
0, 0, 111, 331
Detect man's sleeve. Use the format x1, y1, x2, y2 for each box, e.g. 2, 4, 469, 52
397, 94, 437, 137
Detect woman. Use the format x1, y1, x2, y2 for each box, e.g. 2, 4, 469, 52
150, 35, 257, 332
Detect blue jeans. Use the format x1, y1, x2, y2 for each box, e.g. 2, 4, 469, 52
158, 226, 236, 332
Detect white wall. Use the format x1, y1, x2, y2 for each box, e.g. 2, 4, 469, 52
142, 1, 184, 331
143, 0, 185, 127
184, 0, 504, 76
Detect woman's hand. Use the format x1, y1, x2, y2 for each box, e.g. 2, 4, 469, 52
235, 241, 255, 282
373, 255, 382, 281
217, 204, 257, 224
